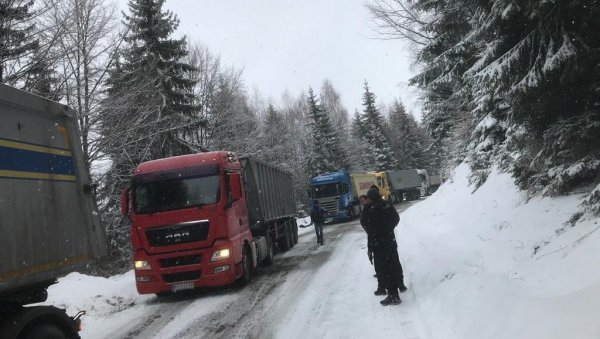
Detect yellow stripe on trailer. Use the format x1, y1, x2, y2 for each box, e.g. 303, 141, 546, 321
0, 170, 76, 182
0, 138, 72, 157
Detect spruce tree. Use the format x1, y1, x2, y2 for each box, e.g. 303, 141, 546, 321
23, 51, 60, 100
119, 0, 197, 159
0, 0, 38, 83
360, 82, 397, 171
306, 88, 348, 176
260, 104, 290, 164
97, 0, 198, 266
387, 100, 431, 170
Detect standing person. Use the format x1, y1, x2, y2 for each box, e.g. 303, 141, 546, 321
363, 187, 407, 306
359, 194, 368, 209
310, 200, 326, 245
360, 193, 386, 295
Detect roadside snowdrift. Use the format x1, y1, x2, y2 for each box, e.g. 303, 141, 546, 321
399, 163, 600, 339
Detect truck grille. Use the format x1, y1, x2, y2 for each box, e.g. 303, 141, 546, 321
159, 255, 202, 268
162, 271, 201, 283
319, 199, 339, 217
146, 220, 209, 247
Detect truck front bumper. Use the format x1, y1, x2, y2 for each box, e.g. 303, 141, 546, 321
133, 247, 237, 295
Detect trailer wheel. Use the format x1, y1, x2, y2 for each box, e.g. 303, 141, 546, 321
278, 223, 291, 252
263, 231, 274, 266
238, 246, 252, 285
21, 322, 67, 339
292, 220, 298, 245
287, 222, 295, 249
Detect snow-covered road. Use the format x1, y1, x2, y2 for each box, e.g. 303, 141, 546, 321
47, 200, 429, 339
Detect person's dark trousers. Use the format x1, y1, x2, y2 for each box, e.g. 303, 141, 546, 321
314, 221, 324, 243
373, 254, 385, 290
388, 248, 405, 289
373, 247, 401, 296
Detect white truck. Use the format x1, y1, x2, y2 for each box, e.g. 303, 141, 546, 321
416, 169, 431, 196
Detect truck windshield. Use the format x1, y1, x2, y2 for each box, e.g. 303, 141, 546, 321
311, 183, 340, 198
134, 175, 220, 214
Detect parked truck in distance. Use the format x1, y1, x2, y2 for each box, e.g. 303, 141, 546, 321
0, 84, 107, 339
429, 175, 442, 193
417, 169, 434, 196
121, 152, 298, 295
385, 169, 422, 202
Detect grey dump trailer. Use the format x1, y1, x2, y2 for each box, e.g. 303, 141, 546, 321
240, 157, 298, 256
0, 84, 106, 339
386, 169, 422, 202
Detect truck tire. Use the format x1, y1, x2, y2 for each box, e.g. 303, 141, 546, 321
278, 223, 291, 252
287, 222, 295, 249
21, 322, 67, 339
237, 246, 252, 286
292, 220, 299, 245
263, 231, 274, 266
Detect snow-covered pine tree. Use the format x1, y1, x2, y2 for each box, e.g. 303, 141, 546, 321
349, 109, 372, 171
259, 104, 291, 165
320, 79, 350, 137
360, 82, 397, 171
386, 99, 432, 170
22, 50, 60, 100
96, 0, 199, 269
460, 0, 600, 200
306, 88, 348, 176
0, 0, 39, 84
119, 0, 197, 158
370, 0, 600, 213
205, 71, 260, 155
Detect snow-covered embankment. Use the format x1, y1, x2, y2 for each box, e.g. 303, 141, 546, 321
399, 164, 600, 339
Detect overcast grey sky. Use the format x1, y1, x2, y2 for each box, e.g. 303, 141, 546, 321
120, 0, 419, 116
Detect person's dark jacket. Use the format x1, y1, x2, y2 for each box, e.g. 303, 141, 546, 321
360, 202, 372, 232
311, 205, 326, 224
363, 200, 400, 250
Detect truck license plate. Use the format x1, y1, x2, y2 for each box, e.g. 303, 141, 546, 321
171, 281, 194, 291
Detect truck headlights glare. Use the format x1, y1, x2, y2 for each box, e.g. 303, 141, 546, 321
211, 248, 230, 262
134, 260, 151, 270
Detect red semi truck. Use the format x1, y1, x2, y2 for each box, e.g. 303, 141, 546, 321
121, 152, 298, 295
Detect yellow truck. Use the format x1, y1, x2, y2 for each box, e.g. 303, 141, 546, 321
369, 171, 394, 202
350, 172, 393, 202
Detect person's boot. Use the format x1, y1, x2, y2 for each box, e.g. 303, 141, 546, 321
373, 287, 386, 296
399, 284, 408, 293
380, 294, 401, 306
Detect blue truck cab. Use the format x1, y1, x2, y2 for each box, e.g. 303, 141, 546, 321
310, 171, 360, 222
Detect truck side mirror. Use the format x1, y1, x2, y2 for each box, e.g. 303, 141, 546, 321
230, 173, 242, 201
121, 188, 130, 215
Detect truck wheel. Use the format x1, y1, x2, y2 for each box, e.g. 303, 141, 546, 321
292, 220, 299, 245
287, 222, 295, 249
263, 232, 274, 266
278, 223, 291, 252
22, 322, 67, 339
238, 246, 252, 285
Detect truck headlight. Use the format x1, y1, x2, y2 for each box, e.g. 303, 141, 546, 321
134, 260, 151, 270
211, 248, 230, 262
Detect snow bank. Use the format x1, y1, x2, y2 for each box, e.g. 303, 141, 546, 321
399, 163, 600, 339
